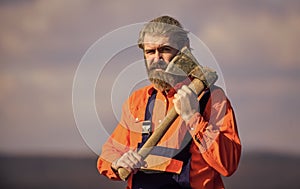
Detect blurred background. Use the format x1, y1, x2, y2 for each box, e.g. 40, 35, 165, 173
1, 0, 300, 188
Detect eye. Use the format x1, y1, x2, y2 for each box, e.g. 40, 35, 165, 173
145, 49, 155, 54
160, 46, 173, 53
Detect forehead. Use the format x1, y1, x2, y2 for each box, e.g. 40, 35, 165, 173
143, 34, 177, 49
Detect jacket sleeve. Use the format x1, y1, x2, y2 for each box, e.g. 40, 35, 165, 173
97, 99, 133, 180
186, 86, 241, 176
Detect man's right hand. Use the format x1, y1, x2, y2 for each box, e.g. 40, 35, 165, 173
111, 150, 148, 174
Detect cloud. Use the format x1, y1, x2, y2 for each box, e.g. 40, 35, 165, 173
197, 2, 300, 69
1, 0, 300, 156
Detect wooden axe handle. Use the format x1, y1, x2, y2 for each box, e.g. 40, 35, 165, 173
117, 78, 205, 180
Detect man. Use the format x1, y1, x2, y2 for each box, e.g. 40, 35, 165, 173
97, 16, 241, 189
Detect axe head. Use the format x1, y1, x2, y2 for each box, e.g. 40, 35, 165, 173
165, 46, 218, 88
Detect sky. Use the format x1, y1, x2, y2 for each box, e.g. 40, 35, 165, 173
1, 0, 300, 157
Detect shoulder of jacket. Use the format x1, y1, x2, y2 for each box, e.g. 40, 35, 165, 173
130, 85, 152, 98
127, 85, 152, 104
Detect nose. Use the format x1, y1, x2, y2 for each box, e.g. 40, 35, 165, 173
153, 50, 162, 63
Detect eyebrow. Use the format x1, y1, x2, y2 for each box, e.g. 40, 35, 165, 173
144, 45, 176, 52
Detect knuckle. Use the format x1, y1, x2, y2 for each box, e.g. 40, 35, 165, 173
128, 162, 135, 168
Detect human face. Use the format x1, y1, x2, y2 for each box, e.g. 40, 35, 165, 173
143, 34, 181, 91
143, 34, 179, 70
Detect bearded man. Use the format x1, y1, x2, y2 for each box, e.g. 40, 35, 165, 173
97, 15, 241, 189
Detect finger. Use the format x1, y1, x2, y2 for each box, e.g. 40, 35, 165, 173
182, 85, 197, 97
132, 149, 146, 166
177, 89, 188, 99
181, 85, 192, 94
127, 152, 144, 169
126, 154, 138, 169
177, 88, 184, 95
117, 158, 134, 172
143, 161, 148, 168
173, 99, 181, 115
174, 93, 179, 99
130, 152, 145, 168
182, 86, 197, 98
118, 151, 137, 171
130, 151, 142, 160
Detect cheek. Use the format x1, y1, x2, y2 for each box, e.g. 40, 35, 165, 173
145, 55, 154, 65
144, 58, 152, 70
163, 54, 175, 63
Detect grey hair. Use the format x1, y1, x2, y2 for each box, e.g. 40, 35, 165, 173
138, 16, 189, 50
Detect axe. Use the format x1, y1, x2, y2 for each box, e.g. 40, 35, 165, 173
117, 47, 218, 180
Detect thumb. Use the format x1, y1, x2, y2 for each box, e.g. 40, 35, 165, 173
172, 98, 181, 115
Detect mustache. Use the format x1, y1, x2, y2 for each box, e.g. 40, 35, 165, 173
148, 60, 168, 71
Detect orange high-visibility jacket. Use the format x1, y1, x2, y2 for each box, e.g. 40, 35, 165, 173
97, 84, 241, 189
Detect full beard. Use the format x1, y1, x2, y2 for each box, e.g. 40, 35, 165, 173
147, 60, 188, 92
148, 70, 172, 92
